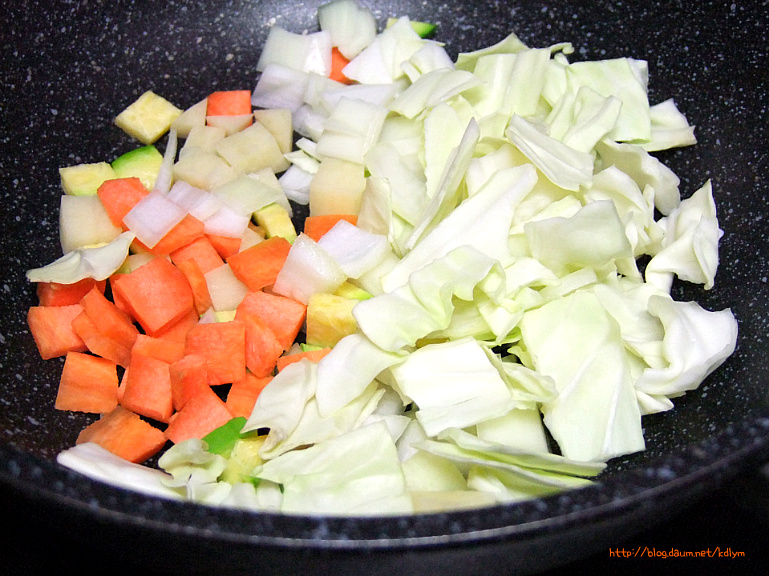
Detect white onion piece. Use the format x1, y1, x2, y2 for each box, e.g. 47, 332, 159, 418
317, 0, 377, 60
321, 83, 397, 114
153, 127, 177, 194
123, 189, 187, 248
252, 64, 310, 112
273, 233, 346, 304
292, 104, 327, 141
279, 165, 314, 205
202, 204, 250, 238
167, 180, 223, 221
317, 219, 391, 278
256, 27, 332, 76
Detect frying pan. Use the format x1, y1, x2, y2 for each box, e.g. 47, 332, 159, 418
1, 0, 768, 574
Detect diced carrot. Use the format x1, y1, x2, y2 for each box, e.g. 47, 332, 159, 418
120, 353, 174, 423
276, 347, 332, 371
152, 307, 200, 343
76, 406, 167, 464
79, 286, 139, 351
175, 258, 213, 315
97, 177, 150, 229
131, 333, 186, 364
302, 214, 358, 241
329, 47, 353, 85
184, 320, 246, 386
206, 233, 242, 260
132, 214, 205, 256
110, 257, 195, 336
206, 90, 252, 117
226, 236, 292, 291
71, 310, 133, 368
170, 235, 224, 275
240, 313, 284, 378
235, 290, 306, 351
36, 278, 106, 307
27, 304, 87, 360
169, 354, 209, 411
226, 373, 272, 418
55, 351, 119, 413
108, 273, 133, 318
164, 386, 235, 444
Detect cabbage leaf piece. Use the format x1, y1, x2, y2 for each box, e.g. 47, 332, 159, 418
315, 331, 406, 416
416, 433, 601, 503
26, 231, 135, 284
523, 199, 635, 278
242, 359, 318, 452
506, 114, 594, 192
381, 163, 537, 292
389, 337, 515, 436
644, 180, 722, 291
354, 245, 506, 352
564, 57, 651, 142
520, 290, 645, 462
634, 98, 697, 152
57, 442, 179, 500
634, 295, 738, 398
254, 421, 413, 515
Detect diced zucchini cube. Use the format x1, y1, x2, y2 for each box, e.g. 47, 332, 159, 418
253, 203, 297, 243
111, 145, 163, 191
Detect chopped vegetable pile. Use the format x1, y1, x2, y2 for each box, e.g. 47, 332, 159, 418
29, 0, 737, 516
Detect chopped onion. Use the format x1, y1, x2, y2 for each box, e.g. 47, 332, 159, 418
123, 189, 187, 248
273, 234, 346, 304
202, 204, 250, 238
167, 180, 223, 221
153, 127, 177, 194
252, 63, 310, 111
317, 219, 391, 278
256, 27, 332, 76
279, 164, 314, 205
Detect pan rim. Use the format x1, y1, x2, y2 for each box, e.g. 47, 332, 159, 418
2, 415, 768, 549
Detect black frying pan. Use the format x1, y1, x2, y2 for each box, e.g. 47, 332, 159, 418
2, 1, 768, 574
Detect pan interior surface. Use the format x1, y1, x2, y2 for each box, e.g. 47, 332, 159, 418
1, 0, 768, 573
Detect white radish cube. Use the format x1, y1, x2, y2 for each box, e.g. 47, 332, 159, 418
309, 157, 366, 216
59, 195, 122, 253
206, 114, 255, 136
253, 108, 293, 154
173, 150, 240, 190
205, 263, 249, 311
215, 122, 290, 174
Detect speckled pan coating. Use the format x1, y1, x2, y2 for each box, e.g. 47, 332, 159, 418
1, 1, 768, 574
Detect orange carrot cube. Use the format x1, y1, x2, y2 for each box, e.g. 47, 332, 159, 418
77, 406, 167, 463
27, 304, 88, 360
55, 351, 119, 413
